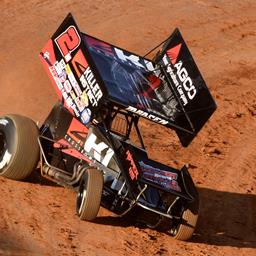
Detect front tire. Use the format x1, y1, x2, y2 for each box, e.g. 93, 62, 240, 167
0, 115, 39, 180
76, 168, 103, 221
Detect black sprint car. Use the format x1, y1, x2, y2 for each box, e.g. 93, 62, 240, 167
0, 14, 216, 240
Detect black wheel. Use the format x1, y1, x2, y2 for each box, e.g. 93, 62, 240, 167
0, 115, 40, 180
169, 195, 199, 241
76, 168, 103, 221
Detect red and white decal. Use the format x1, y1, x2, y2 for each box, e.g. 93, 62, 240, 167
163, 44, 197, 105
55, 26, 81, 62
166, 43, 181, 65
139, 161, 181, 192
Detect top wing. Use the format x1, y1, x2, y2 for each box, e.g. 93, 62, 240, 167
39, 13, 216, 147
83, 29, 217, 146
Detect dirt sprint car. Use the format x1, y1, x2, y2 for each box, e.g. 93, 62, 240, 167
0, 14, 216, 240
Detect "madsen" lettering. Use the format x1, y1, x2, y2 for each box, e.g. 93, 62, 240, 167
126, 106, 168, 125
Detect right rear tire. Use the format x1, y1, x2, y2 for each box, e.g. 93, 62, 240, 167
172, 198, 199, 240
167, 195, 199, 241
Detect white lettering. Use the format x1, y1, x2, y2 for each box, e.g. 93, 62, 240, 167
84, 133, 114, 167
174, 61, 197, 100
114, 48, 145, 69
80, 66, 103, 107
126, 106, 168, 125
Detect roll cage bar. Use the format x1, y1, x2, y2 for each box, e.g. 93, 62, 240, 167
96, 105, 146, 150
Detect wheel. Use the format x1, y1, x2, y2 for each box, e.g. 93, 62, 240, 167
0, 114, 40, 180
76, 168, 103, 221
170, 195, 199, 241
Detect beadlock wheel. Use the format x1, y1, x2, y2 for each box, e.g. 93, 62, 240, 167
76, 168, 103, 221
0, 115, 39, 180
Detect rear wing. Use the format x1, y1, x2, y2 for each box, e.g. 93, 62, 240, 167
39, 13, 216, 147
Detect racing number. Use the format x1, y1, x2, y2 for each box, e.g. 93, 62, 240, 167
55, 26, 81, 62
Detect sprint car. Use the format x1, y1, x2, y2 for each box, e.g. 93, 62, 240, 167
0, 14, 216, 240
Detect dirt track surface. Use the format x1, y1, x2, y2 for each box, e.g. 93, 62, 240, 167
1, 0, 256, 255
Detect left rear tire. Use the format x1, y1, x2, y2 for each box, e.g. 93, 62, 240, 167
0, 114, 39, 180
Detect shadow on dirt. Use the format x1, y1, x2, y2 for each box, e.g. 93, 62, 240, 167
0, 233, 29, 255
94, 187, 256, 249
0, 231, 45, 255
191, 187, 256, 248
25, 170, 256, 249
26, 168, 58, 187
94, 215, 133, 227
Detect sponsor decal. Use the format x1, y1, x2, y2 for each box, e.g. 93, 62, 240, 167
74, 90, 90, 112
70, 90, 77, 100
126, 106, 168, 125
80, 91, 89, 107
80, 66, 103, 107
139, 161, 181, 192
83, 133, 114, 167
72, 49, 103, 108
64, 80, 72, 93
65, 96, 74, 108
64, 120, 114, 167
0, 119, 8, 126
174, 61, 197, 100
68, 70, 82, 97
0, 150, 12, 169
114, 48, 154, 71
54, 59, 67, 82
126, 150, 139, 181
75, 97, 85, 112
49, 60, 83, 116
163, 44, 197, 105
65, 63, 72, 75
70, 104, 80, 117
81, 108, 91, 124
163, 60, 188, 106
49, 65, 63, 90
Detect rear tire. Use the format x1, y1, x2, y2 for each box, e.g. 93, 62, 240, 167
0, 115, 39, 180
76, 168, 103, 221
171, 196, 199, 241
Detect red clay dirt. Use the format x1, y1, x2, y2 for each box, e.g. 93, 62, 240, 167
0, 0, 256, 255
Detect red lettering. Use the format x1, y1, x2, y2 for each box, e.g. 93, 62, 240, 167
126, 151, 139, 181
